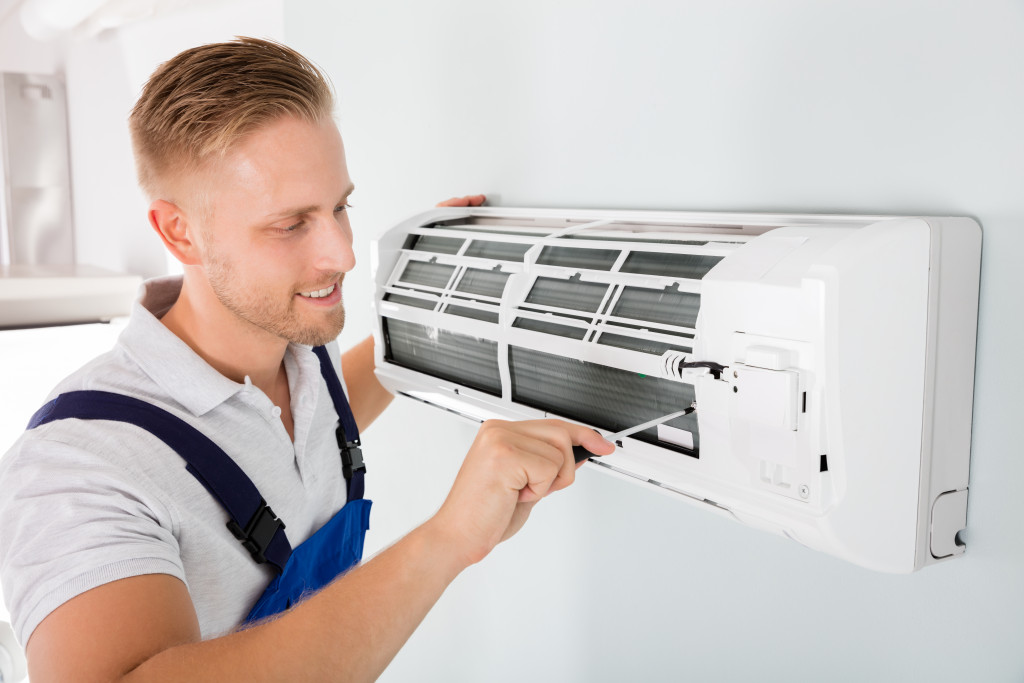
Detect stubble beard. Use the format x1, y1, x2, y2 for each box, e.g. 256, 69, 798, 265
206, 250, 346, 347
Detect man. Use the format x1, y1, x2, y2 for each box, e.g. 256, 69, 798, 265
0, 38, 613, 681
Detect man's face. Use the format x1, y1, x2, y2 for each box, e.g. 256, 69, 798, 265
193, 115, 356, 347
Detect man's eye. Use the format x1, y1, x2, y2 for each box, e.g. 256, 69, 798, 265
334, 204, 353, 214
282, 221, 303, 232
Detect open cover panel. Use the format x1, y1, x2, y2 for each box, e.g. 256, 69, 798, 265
371, 207, 981, 572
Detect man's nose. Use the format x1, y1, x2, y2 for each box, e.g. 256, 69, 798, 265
311, 212, 356, 273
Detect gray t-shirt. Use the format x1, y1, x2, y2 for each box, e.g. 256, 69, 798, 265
0, 276, 352, 645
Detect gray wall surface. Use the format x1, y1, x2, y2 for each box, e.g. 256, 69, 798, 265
286, 2, 1023, 681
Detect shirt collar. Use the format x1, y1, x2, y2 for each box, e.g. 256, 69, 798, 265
117, 275, 314, 417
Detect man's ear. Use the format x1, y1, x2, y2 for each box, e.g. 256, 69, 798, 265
148, 199, 202, 266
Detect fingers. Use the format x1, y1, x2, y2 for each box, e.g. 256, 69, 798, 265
571, 423, 617, 457
545, 421, 615, 492
511, 419, 616, 460
475, 421, 563, 503
433, 417, 614, 566
435, 194, 487, 207
506, 435, 564, 502
500, 500, 538, 544
485, 419, 615, 498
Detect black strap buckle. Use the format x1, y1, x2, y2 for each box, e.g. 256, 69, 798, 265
336, 426, 366, 481
226, 498, 285, 565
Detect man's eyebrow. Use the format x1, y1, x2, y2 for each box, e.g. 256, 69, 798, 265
265, 183, 356, 220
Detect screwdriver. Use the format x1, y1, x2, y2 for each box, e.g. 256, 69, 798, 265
572, 405, 696, 463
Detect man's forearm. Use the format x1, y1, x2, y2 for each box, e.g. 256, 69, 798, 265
123, 519, 466, 682
341, 335, 394, 432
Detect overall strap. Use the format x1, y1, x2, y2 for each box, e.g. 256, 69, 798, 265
312, 345, 366, 502
28, 391, 293, 573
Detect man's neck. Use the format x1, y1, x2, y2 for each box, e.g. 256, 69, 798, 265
160, 274, 289, 394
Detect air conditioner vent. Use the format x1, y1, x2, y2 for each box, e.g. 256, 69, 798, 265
409, 235, 464, 254
524, 276, 607, 313
384, 319, 502, 397
464, 241, 531, 261
454, 268, 509, 297
612, 284, 700, 329
508, 347, 699, 456
595, 331, 692, 356
382, 291, 436, 310
512, 317, 586, 339
398, 261, 454, 289
536, 246, 619, 270
619, 252, 724, 279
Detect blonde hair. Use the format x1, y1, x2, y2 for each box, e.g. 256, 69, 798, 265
129, 37, 334, 205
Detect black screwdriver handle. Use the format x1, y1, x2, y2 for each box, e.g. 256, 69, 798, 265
573, 445, 593, 464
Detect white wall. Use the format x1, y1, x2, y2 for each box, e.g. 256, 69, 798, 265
287, 1, 1024, 681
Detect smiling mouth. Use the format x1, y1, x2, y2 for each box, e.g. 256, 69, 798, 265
298, 283, 337, 299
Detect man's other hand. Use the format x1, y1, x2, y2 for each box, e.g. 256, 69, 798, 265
429, 419, 615, 568
436, 194, 486, 207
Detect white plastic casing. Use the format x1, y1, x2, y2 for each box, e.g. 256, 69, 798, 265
370, 208, 981, 573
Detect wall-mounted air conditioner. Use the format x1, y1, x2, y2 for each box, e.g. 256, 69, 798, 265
370, 207, 981, 573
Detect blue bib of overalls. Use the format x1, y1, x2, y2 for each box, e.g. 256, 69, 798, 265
27, 344, 371, 626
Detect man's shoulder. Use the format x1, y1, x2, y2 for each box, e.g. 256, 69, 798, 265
46, 343, 149, 396
7, 341, 181, 474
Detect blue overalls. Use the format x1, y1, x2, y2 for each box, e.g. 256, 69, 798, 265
27, 345, 371, 625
